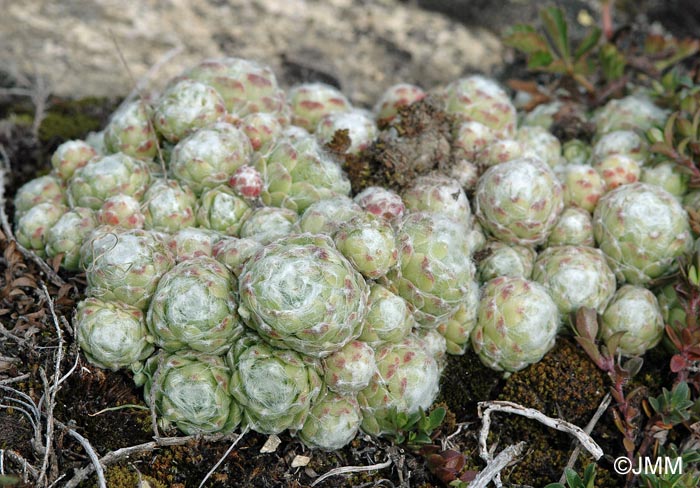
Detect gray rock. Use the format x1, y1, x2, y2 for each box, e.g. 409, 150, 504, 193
0, 0, 503, 105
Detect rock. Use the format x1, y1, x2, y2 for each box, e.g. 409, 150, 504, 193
0, 0, 503, 105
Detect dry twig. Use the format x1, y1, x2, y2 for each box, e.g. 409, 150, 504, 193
560, 393, 612, 483
198, 428, 248, 488
310, 457, 393, 487
62, 432, 241, 488
478, 401, 604, 462
0, 449, 39, 482
470, 442, 527, 488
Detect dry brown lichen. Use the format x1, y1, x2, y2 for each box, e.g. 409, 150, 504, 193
343, 96, 455, 193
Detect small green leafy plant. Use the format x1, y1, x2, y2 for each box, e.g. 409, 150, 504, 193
503, 7, 601, 93
544, 463, 597, 488
385, 406, 446, 449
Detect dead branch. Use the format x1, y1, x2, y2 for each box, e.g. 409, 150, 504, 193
63, 425, 106, 488
0, 373, 30, 385
36, 283, 67, 486
310, 457, 393, 487
62, 432, 241, 488
198, 428, 248, 488
469, 442, 526, 488
560, 393, 612, 483
1, 449, 40, 481
478, 401, 604, 464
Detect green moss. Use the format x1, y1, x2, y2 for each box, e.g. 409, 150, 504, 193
99, 465, 166, 488
37, 97, 120, 147
492, 338, 619, 487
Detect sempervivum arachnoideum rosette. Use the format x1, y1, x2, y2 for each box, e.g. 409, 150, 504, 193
384, 211, 475, 327
237, 234, 369, 358
475, 157, 564, 247
593, 182, 693, 285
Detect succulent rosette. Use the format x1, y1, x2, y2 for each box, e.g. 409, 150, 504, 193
50, 139, 97, 181
476, 240, 536, 282
334, 214, 398, 280
15, 202, 68, 257
471, 276, 560, 372
416, 328, 448, 369
683, 190, 700, 212
593, 94, 668, 136
358, 284, 414, 347
641, 162, 689, 198
386, 212, 475, 326
547, 207, 595, 247
593, 153, 641, 190
13, 175, 66, 220
147, 257, 242, 355
287, 83, 352, 132
358, 335, 440, 437
593, 183, 693, 284
322, 340, 376, 395
532, 245, 616, 317
315, 109, 378, 155
67, 152, 151, 210
518, 126, 562, 168
103, 100, 159, 160
402, 173, 471, 221
45, 207, 97, 271
227, 333, 322, 434
452, 120, 497, 162
196, 185, 252, 235
475, 157, 564, 246
238, 206, 300, 244
181, 57, 288, 120
144, 351, 241, 435
299, 195, 364, 235
520, 100, 563, 130
442, 75, 517, 137
238, 234, 369, 357
97, 194, 145, 229
153, 79, 226, 143
255, 135, 351, 213
75, 297, 154, 371
353, 186, 406, 221
592, 130, 648, 164
170, 122, 253, 194
437, 280, 479, 355
559, 164, 606, 213
600, 285, 664, 357
167, 228, 222, 262
213, 237, 263, 277
561, 139, 592, 165
85, 229, 175, 310
299, 390, 363, 451
373, 83, 426, 125
448, 159, 481, 191
475, 138, 524, 168
229, 165, 264, 199
239, 112, 284, 154
466, 219, 487, 253
141, 179, 197, 232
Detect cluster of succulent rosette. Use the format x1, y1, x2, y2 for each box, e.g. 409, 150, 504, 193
13, 56, 698, 450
